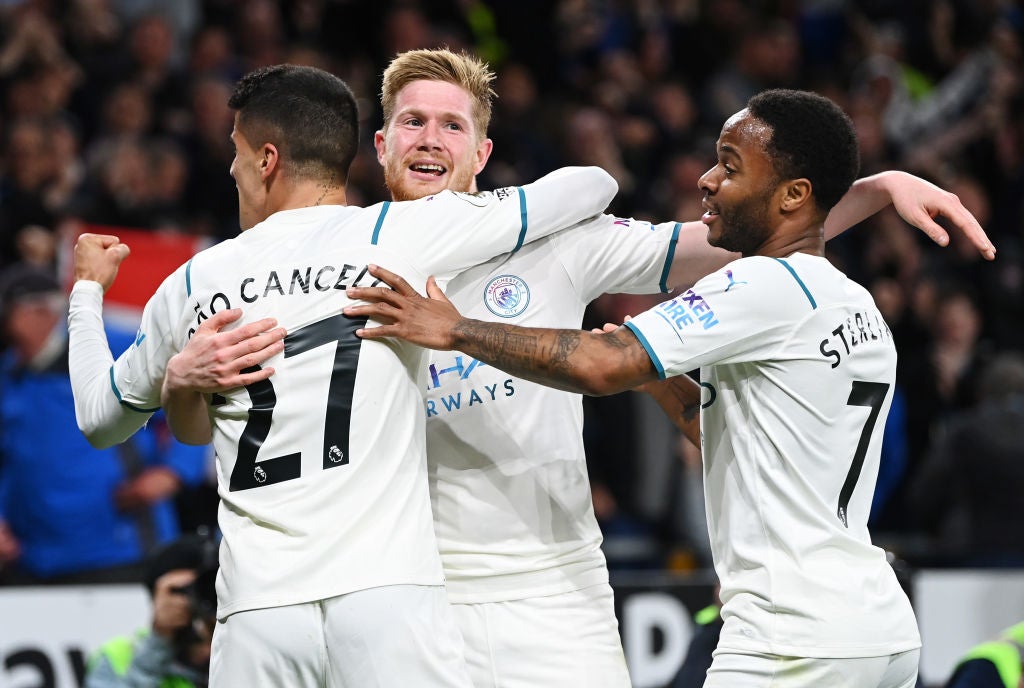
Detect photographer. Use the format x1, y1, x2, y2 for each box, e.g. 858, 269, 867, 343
85, 534, 217, 688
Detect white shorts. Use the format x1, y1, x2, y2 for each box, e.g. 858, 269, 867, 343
703, 648, 920, 688
209, 584, 473, 688
452, 582, 631, 688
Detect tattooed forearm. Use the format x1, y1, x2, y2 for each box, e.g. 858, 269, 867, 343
447, 319, 656, 395
451, 320, 606, 394
551, 330, 582, 377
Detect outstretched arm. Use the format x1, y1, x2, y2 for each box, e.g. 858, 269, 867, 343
666, 170, 994, 290
345, 265, 659, 396
822, 170, 993, 257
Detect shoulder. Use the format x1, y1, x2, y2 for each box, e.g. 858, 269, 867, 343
685, 255, 824, 322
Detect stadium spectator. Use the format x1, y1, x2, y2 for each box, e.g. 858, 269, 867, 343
85, 533, 217, 688
0, 264, 206, 585
908, 353, 1024, 568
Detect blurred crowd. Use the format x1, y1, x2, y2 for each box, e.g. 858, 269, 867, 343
0, 0, 1022, 582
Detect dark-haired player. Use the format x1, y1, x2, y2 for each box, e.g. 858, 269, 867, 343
66, 63, 617, 686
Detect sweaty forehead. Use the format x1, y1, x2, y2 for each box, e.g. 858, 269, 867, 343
395, 80, 473, 117
718, 110, 772, 154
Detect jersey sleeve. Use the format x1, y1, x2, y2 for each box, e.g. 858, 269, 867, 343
624, 257, 811, 378
375, 166, 617, 279
548, 216, 680, 302
68, 266, 189, 449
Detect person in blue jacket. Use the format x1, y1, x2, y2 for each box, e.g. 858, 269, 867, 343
0, 263, 207, 584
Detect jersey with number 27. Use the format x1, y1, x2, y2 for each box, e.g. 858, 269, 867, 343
106, 167, 616, 618
625, 253, 921, 658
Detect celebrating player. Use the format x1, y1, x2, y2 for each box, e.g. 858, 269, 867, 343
345, 89, 933, 688
67, 64, 617, 686
167, 50, 992, 688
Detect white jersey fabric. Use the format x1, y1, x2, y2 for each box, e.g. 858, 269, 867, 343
625, 253, 921, 658
67, 167, 616, 619
425, 215, 682, 602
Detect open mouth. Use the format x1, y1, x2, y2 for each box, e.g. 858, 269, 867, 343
410, 163, 447, 176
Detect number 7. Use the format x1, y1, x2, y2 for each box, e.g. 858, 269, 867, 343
837, 381, 890, 527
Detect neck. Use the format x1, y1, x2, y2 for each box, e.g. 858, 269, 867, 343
753, 213, 826, 258
269, 177, 348, 216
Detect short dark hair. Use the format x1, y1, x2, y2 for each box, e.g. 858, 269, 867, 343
746, 89, 859, 212
229, 64, 358, 185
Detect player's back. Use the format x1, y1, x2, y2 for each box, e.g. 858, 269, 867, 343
186, 205, 441, 617
100, 166, 617, 618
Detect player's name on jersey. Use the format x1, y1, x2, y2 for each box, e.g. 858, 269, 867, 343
819, 309, 894, 369
187, 263, 383, 338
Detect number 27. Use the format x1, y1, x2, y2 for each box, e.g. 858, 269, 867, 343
227, 314, 367, 491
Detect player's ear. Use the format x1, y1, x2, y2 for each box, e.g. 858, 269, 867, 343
374, 130, 387, 166
473, 137, 493, 175
780, 178, 812, 212
260, 143, 280, 180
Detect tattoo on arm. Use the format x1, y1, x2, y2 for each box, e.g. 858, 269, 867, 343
452, 320, 595, 393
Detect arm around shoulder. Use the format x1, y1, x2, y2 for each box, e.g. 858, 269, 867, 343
520, 165, 618, 230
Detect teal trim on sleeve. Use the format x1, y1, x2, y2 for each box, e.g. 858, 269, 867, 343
108, 367, 160, 413
659, 222, 681, 293
772, 258, 816, 310
624, 320, 665, 379
185, 259, 193, 297
371, 202, 391, 245
511, 187, 527, 254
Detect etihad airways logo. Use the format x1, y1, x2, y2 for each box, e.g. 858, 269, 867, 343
425, 354, 516, 417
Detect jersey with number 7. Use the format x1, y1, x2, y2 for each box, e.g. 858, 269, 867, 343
625, 252, 921, 658
70, 167, 616, 619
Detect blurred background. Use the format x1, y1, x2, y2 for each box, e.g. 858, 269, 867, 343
0, 0, 1021, 686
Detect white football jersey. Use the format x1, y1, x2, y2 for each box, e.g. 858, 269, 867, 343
69, 167, 616, 618
625, 253, 921, 657
425, 216, 682, 602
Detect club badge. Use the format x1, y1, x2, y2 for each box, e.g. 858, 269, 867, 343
484, 274, 530, 318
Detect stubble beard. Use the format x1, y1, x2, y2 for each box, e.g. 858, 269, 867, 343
383, 156, 476, 202
710, 194, 773, 256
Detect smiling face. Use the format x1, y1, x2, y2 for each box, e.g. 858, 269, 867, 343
375, 79, 493, 201
697, 110, 781, 256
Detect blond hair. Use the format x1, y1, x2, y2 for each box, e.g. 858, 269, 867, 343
381, 48, 496, 140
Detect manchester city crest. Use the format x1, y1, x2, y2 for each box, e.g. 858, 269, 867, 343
484, 274, 530, 318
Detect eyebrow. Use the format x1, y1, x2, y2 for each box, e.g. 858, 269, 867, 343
398, 106, 470, 126
719, 143, 742, 162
